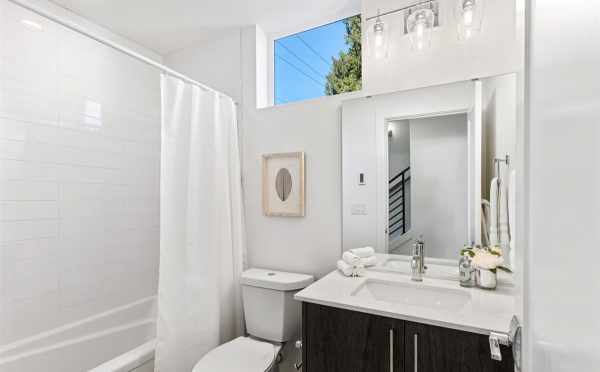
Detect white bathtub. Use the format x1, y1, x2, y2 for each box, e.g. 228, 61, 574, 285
0, 297, 156, 372
89, 339, 155, 372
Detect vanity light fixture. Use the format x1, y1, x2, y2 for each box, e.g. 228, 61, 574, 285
406, 7, 435, 51
455, 0, 484, 40
366, 1, 439, 57
369, 9, 389, 60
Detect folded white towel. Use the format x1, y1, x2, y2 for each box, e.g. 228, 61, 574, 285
489, 177, 499, 246
361, 255, 377, 267
342, 251, 361, 265
337, 260, 354, 276
337, 260, 365, 277
349, 247, 375, 258
342, 251, 377, 268
508, 169, 516, 269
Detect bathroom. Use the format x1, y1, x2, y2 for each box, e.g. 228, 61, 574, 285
0, 0, 597, 371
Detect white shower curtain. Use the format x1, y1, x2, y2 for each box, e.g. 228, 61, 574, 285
155, 74, 246, 372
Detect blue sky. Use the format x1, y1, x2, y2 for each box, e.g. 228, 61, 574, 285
274, 18, 352, 104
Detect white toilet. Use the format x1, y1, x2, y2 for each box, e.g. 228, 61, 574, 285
192, 268, 314, 372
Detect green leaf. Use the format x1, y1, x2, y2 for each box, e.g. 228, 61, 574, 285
460, 248, 475, 257
497, 266, 513, 273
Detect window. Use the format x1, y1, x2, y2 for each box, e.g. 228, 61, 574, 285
274, 15, 362, 105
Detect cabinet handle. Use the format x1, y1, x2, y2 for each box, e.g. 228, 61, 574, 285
414, 333, 418, 372
389, 328, 394, 372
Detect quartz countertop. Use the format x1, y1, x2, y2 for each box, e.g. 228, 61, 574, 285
295, 258, 516, 335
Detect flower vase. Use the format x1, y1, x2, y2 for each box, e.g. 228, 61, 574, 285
476, 268, 497, 290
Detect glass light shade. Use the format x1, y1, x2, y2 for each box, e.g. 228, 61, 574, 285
406, 8, 434, 52
455, 0, 484, 40
368, 15, 389, 60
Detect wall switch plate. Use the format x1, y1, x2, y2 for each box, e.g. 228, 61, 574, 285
358, 173, 366, 185
351, 204, 367, 215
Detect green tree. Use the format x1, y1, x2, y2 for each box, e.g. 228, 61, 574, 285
325, 15, 362, 95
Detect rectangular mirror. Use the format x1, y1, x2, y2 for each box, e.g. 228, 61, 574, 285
342, 74, 517, 265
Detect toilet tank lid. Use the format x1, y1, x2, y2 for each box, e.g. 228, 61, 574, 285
241, 268, 314, 291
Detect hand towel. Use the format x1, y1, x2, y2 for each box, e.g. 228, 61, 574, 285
490, 176, 510, 250
337, 260, 354, 276
508, 169, 516, 268
498, 176, 510, 250
342, 251, 376, 268
349, 247, 375, 258
361, 255, 377, 267
481, 199, 491, 247
337, 260, 365, 277
489, 177, 499, 246
342, 251, 361, 265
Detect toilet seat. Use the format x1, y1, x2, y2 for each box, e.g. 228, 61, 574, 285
192, 336, 281, 372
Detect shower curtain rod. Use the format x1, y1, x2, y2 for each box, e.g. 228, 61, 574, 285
8, 0, 239, 105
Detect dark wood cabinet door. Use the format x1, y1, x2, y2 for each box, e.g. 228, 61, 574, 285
404, 322, 514, 372
303, 302, 405, 372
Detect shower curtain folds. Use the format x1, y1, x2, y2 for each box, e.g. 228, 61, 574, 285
155, 74, 246, 372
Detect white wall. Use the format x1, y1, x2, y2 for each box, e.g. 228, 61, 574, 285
14, 0, 163, 62
481, 73, 517, 200
0, 0, 160, 349
388, 120, 410, 176
526, 0, 600, 370
341, 97, 378, 252
166, 28, 242, 103
242, 97, 348, 278
410, 114, 468, 259
362, 0, 521, 96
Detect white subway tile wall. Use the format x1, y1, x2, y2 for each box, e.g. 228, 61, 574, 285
0, 1, 160, 345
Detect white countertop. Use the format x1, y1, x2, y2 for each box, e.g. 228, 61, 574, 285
295, 258, 516, 335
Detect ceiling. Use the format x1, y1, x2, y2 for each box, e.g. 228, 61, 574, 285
49, 0, 361, 55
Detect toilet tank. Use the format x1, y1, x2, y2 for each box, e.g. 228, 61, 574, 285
241, 268, 313, 342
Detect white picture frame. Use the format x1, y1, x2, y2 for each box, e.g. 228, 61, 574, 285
262, 152, 305, 217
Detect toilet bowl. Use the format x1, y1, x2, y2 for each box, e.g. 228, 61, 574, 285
191, 268, 313, 372
192, 336, 281, 372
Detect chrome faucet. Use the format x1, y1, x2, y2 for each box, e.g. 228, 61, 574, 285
411, 235, 426, 281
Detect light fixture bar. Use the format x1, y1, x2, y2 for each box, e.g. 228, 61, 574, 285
365, 0, 437, 21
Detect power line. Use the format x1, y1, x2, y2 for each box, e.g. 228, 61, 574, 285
276, 54, 325, 88
276, 41, 326, 80
296, 35, 331, 67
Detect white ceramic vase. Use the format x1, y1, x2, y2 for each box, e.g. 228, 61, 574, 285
476, 268, 497, 290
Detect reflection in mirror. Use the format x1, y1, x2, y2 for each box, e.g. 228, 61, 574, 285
387, 114, 468, 259
275, 168, 293, 201
341, 75, 518, 267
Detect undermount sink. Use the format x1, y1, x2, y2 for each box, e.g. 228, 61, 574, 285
351, 279, 471, 310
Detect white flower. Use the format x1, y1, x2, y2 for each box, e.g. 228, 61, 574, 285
490, 246, 503, 256
472, 248, 504, 270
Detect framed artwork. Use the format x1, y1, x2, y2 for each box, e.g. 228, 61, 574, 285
262, 152, 305, 217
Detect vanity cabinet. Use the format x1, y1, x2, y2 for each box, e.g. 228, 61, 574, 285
302, 302, 514, 372
404, 321, 514, 372
303, 302, 404, 372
